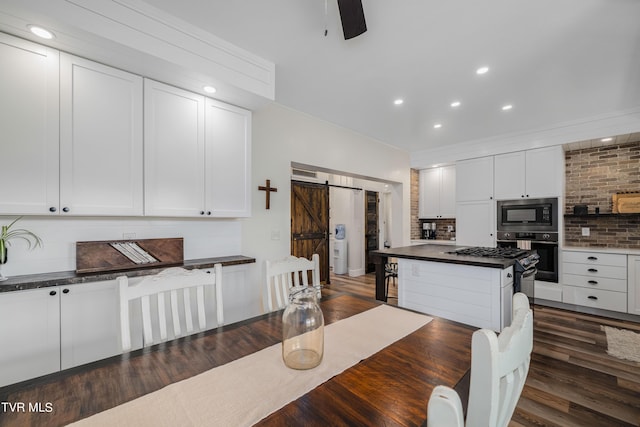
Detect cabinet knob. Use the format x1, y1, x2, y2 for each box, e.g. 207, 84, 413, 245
200, 211, 205, 215
63, 288, 70, 294
49, 207, 57, 212
526, 195, 529, 197
521, 195, 525, 198
49, 290, 57, 296
62, 207, 70, 213
207, 211, 212, 216
490, 196, 493, 200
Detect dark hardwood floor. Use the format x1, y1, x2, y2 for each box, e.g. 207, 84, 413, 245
326, 272, 640, 427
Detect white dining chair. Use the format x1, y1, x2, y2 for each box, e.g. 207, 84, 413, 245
427, 292, 533, 427
264, 254, 321, 312
117, 265, 223, 352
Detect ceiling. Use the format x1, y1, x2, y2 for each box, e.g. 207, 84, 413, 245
2, 0, 640, 154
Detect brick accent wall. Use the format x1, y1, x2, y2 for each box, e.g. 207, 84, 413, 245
564, 140, 640, 248
410, 169, 421, 239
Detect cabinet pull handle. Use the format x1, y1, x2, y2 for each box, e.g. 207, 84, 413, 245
587, 295, 598, 300
587, 280, 598, 285
587, 256, 598, 260
63, 288, 70, 294
49, 290, 57, 296
587, 268, 598, 273
49, 207, 57, 212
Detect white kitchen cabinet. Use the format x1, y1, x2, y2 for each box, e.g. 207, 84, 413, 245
60, 54, 143, 216
0, 280, 120, 387
0, 287, 60, 387
455, 200, 495, 247
0, 33, 60, 215
144, 79, 252, 218
456, 156, 494, 202
205, 98, 252, 217
59, 281, 120, 370
628, 256, 640, 315
494, 146, 563, 200
418, 165, 455, 219
144, 79, 206, 217
561, 250, 628, 313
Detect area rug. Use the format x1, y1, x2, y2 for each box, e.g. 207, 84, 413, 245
601, 325, 640, 363
70, 304, 432, 427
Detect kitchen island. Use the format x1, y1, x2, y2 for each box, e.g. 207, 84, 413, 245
372, 244, 519, 331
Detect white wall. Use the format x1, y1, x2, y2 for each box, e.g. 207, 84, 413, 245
242, 102, 411, 311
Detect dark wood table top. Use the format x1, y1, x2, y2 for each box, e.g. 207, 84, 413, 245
0, 293, 474, 427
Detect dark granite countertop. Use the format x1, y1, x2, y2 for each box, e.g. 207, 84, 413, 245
372, 244, 517, 269
0, 255, 255, 293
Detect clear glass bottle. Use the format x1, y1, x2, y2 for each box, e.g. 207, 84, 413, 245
282, 286, 324, 370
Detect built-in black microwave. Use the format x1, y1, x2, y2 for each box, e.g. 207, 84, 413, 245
496, 198, 558, 232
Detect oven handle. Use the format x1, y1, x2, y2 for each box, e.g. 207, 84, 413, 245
521, 268, 537, 278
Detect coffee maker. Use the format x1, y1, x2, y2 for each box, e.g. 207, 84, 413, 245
422, 222, 437, 240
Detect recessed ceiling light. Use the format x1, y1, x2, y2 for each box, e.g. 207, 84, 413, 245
203, 86, 217, 94
450, 101, 461, 108
601, 137, 613, 142
27, 25, 54, 39
394, 99, 404, 105
433, 123, 442, 129
501, 104, 513, 111
476, 66, 489, 75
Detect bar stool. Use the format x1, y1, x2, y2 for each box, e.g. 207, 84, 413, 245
385, 262, 398, 300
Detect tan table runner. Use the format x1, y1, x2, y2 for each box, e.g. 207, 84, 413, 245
70, 305, 432, 427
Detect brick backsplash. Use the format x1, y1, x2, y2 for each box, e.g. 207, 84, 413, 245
564, 140, 640, 248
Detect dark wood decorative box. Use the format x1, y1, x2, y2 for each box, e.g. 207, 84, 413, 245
76, 238, 184, 274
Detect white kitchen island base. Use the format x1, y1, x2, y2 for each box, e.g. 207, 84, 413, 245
398, 258, 514, 331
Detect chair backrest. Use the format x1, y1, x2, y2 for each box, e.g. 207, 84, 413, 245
466, 292, 533, 427
264, 254, 320, 312
427, 292, 533, 427
118, 265, 223, 352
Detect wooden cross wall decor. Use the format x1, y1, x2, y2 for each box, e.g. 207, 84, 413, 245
258, 179, 278, 209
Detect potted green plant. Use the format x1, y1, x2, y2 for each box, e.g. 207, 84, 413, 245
0, 216, 43, 281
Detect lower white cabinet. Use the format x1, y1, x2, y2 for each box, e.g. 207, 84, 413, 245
561, 250, 628, 313
628, 256, 640, 316
0, 280, 120, 387
455, 200, 495, 247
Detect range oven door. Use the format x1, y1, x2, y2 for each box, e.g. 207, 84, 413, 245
497, 241, 558, 283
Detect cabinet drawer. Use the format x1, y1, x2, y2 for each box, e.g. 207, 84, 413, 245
562, 286, 627, 313
562, 262, 627, 280
562, 251, 627, 267
562, 274, 627, 292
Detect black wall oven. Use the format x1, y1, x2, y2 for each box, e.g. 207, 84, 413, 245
497, 198, 559, 283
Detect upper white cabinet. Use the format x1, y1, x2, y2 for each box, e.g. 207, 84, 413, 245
0, 33, 60, 215
144, 79, 206, 217
60, 54, 143, 216
144, 80, 252, 217
456, 156, 494, 202
494, 146, 563, 200
418, 165, 455, 219
205, 98, 252, 217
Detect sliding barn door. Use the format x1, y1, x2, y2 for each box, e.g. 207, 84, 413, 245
291, 180, 330, 284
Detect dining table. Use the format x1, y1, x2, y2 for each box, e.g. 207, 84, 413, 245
0, 292, 474, 427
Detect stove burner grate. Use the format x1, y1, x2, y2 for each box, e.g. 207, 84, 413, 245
451, 247, 527, 259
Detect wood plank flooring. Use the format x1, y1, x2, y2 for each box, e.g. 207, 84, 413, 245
327, 272, 640, 427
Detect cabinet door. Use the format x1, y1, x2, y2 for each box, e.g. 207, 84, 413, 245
456, 200, 495, 247
418, 168, 440, 219
494, 151, 526, 200
60, 54, 143, 216
439, 165, 456, 218
525, 146, 563, 198
59, 281, 120, 369
205, 99, 252, 217
629, 256, 640, 316
0, 288, 60, 387
456, 157, 494, 202
144, 79, 205, 216
0, 33, 59, 215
